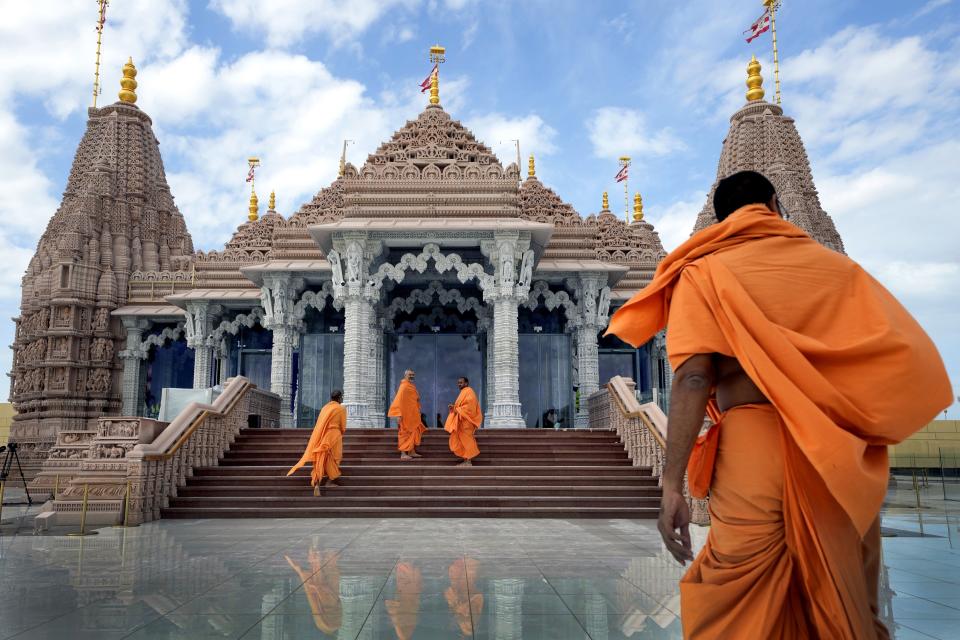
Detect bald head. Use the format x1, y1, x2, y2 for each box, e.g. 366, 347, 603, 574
404, 369, 416, 382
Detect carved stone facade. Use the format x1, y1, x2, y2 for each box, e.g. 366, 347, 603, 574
10, 98, 194, 480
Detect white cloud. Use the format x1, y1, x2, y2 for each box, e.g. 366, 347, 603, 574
647, 192, 704, 252
874, 261, 960, 300
586, 107, 685, 159
465, 113, 558, 167
210, 0, 416, 47
915, 0, 953, 19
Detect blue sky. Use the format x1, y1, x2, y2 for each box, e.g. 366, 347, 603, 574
0, 0, 957, 414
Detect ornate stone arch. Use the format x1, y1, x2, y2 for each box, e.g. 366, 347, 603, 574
384, 280, 484, 321
292, 281, 341, 323
367, 243, 493, 293
524, 280, 577, 324
208, 308, 266, 345
122, 323, 186, 359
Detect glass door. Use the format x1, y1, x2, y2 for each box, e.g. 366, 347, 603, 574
297, 333, 345, 428
518, 333, 573, 428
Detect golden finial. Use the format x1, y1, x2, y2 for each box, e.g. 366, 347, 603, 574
602, 192, 609, 211
632, 192, 644, 222
428, 44, 446, 106
248, 189, 259, 222
268, 190, 276, 212
528, 154, 536, 178
118, 57, 138, 104
746, 55, 764, 102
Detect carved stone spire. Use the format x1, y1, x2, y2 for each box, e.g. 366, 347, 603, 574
691, 59, 845, 253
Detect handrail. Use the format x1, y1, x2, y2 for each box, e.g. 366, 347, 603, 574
142, 380, 250, 461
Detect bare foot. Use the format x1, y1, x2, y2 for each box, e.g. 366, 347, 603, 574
409, 451, 423, 458
457, 460, 473, 467
400, 453, 413, 461
324, 479, 341, 488
313, 485, 321, 497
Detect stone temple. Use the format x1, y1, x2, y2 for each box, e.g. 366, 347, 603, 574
8, 52, 843, 493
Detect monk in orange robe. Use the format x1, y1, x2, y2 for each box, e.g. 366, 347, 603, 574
445, 558, 483, 637
287, 390, 347, 496
606, 170, 952, 639
388, 369, 426, 461
384, 562, 422, 640
445, 376, 483, 466
285, 548, 341, 635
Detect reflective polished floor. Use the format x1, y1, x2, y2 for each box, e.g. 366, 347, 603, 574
0, 510, 958, 639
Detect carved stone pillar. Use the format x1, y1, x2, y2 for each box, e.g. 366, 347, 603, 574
482, 232, 533, 428
569, 274, 611, 428
184, 301, 220, 390
119, 318, 150, 416
261, 274, 304, 428
479, 315, 496, 416
367, 314, 386, 426
330, 233, 381, 427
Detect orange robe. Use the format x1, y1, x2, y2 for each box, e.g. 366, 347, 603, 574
445, 558, 484, 637
286, 400, 347, 486
388, 379, 427, 453
606, 204, 952, 639
445, 386, 482, 460
384, 562, 422, 640
285, 550, 341, 635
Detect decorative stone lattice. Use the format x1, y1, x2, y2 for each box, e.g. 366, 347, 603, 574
692, 100, 845, 253
9, 98, 194, 482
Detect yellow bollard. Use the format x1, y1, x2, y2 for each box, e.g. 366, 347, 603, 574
67, 484, 99, 537
113, 481, 139, 528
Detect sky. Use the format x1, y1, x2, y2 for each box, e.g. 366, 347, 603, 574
0, 0, 957, 415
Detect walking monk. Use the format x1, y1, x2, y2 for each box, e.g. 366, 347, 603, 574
606, 170, 952, 639
445, 376, 482, 466
287, 390, 347, 496
388, 369, 426, 461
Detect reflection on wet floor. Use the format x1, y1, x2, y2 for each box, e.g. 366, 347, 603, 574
0, 516, 956, 639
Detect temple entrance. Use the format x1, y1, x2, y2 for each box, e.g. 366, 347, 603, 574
388, 334, 484, 429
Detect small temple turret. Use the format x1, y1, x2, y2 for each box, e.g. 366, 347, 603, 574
528, 153, 536, 178
745, 55, 764, 102
118, 57, 137, 104
248, 188, 259, 222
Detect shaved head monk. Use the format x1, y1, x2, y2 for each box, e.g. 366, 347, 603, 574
388, 369, 427, 461
606, 170, 952, 639
445, 376, 483, 466
287, 390, 347, 496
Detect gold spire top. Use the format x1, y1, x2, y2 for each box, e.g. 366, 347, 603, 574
602, 192, 609, 211
428, 44, 445, 106
118, 57, 138, 104
528, 153, 536, 178
248, 188, 259, 222
746, 55, 764, 102
268, 190, 276, 212
632, 192, 644, 222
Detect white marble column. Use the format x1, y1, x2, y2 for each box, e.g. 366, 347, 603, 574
367, 314, 386, 426
571, 274, 610, 428
480, 316, 496, 417
119, 318, 149, 416
482, 233, 531, 428
332, 234, 380, 427
184, 301, 219, 389
261, 274, 304, 428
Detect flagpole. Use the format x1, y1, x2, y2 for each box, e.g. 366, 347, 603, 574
92, 0, 109, 108
764, 0, 782, 105
619, 156, 631, 223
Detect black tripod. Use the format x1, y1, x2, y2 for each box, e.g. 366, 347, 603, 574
0, 443, 33, 507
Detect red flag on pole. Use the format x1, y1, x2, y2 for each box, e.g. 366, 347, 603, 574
420, 65, 438, 93
614, 163, 629, 183
744, 9, 771, 43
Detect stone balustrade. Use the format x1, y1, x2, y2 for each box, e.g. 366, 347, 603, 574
588, 375, 709, 525
33, 377, 279, 529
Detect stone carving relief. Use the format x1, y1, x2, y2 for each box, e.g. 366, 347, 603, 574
291, 281, 341, 323
367, 243, 493, 294
121, 324, 185, 360
524, 281, 577, 323
90, 337, 114, 361
384, 281, 484, 322
93, 307, 109, 331
86, 368, 111, 393
209, 308, 266, 344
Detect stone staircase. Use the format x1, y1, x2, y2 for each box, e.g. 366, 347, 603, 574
163, 428, 661, 519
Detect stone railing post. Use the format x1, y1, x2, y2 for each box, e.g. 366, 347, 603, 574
261, 274, 305, 428
119, 318, 150, 416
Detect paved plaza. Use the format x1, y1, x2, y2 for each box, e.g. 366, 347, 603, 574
0, 480, 958, 639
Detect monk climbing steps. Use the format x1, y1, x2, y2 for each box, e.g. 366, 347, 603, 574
606, 170, 952, 639
445, 376, 482, 466
388, 369, 426, 461
287, 390, 347, 496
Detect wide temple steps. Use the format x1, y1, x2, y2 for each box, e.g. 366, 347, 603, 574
163, 428, 660, 519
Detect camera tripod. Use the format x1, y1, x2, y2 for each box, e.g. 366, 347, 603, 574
0, 443, 33, 509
